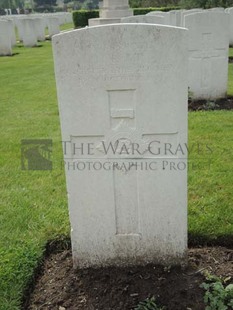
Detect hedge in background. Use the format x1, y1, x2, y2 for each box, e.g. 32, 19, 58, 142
73, 10, 99, 28
133, 6, 180, 14
73, 6, 180, 28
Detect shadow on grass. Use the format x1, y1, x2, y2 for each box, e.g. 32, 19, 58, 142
188, 232, 233, 248
0, 52, 20, 57
17, 44, 43, 48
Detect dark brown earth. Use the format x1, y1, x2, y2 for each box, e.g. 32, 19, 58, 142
189, 96, 233, 111
229, 56, 233, 63
25, 247, 233, 310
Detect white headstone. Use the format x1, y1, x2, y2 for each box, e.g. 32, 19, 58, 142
184, 12, 229, 99
53, 24, 188, 268
15, 17, 25, 41
169, 10, 179, 26
146, 11, 170, 25
21, 18, 38, 47
209, 7, 225, 12
47, 17, 60, 37
0, 20, 12, 55
228, 7, 233, 45
180, 9, 203, 26
173, 9, 185, 27
33, 17, 46, 41
65, 12, 73, 24
121, 15, 164, 24
2, 18, 16, 46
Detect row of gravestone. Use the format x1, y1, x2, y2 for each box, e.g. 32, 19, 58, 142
90, 8, 232, 100
122, 8, 233, 45
0, 12, 72, 54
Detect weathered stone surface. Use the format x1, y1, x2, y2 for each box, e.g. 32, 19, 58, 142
20, 18, 38, 47
184, 11, 229, 99
33, 17, 46, 41
121, 15, 164, 24
2, 18, 16, 46
47, 17, 60, 37
89, 0, 133, 26
180, 9, 203, 26
0, 20, 12, 55
53, 24, 188, 268
146, 11, 170, 25
228, 7, 233, 45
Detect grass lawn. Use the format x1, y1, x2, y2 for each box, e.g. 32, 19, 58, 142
0, 39, 232, 309
228, 63, 233, 96
60, 22, 74, 31
229, 47, 233, 57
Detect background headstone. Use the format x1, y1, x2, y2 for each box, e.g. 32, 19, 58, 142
121, 15, 164, 24
180, 9, 203, 26
2, 18, 16, 47
53, 24, 188, 268
33, 17, 46, 42
228, 7, 233, 45
47, 17, 60, 38
146, 11, 170, 25
21, 18, 37, 47
184, 11, 229, 99
0, 20, 12, 55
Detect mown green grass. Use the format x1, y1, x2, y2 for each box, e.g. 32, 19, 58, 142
0, 41, 69, 310
228, 63, 233, 96
60, 22, 74, 31
188, 111, 233, 241
229, 47, 233, 57
0, 40, 232, 309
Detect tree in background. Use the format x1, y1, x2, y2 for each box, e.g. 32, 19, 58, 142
179, 0, 233, 8
83, 0, 98, 9
33, 0, 56, 8
0, 0, 24, 8
129, 0, 180, 7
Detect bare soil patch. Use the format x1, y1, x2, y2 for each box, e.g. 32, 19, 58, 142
189, 96, 233, 111
25, 247, 233, 310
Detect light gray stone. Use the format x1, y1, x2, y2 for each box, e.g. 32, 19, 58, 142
65, 12, 73, 24
228, 7, 233, 45
89, 18, 121, 27
146, 11, 170, 25
0, 20, 12, 55
209, 7, 225, 12
180, 9, 203, 26
172, 9, 186, 27
169, 10, 179, 26
47, 17, 60, 37
21, 18, 38, 47
15, 17, 25, 41
184, 12, 229, 99
89, 0, 133, 26
2, 18, 16, 46
33, 17, 46, 41
53, 24, 188, 268
121, 15, 164, 24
